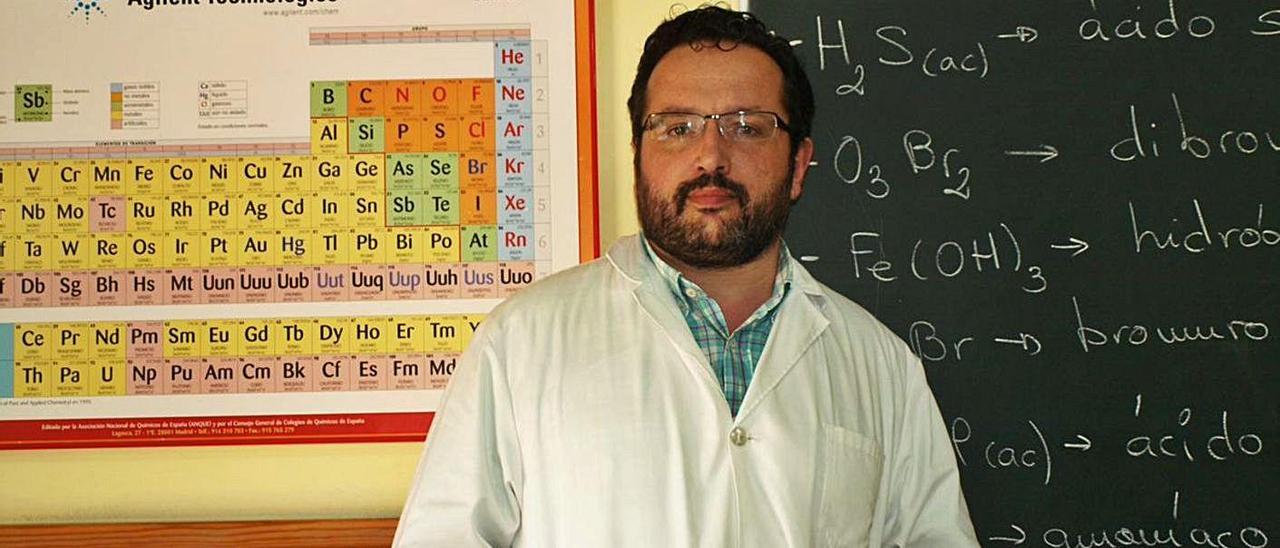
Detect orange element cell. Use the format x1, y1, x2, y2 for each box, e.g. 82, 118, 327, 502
384, 80, 424, 117
460, 115, 495, 152
424, 79, 460, 116
423, 116, 459, 152
459, 79, 494, 116
385, 116, 422, 153
347, 81, 386, 117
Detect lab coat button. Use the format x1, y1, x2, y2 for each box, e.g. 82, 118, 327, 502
729, 427, 748, 446
684, 287, 698, 298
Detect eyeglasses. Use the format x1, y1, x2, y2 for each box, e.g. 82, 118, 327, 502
643, 110, 791, 145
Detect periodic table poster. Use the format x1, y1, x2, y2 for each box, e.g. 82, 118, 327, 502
0, 0, 597, 449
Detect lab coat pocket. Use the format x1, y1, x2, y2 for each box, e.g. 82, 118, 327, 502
815, 423, 883, 547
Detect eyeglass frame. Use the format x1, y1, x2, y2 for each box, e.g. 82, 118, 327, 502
641, 110, 793, 144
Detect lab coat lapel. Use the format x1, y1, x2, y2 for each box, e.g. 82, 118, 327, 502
735, 269, 831, 421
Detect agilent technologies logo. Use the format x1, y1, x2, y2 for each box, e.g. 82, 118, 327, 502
69, 0, 107, 22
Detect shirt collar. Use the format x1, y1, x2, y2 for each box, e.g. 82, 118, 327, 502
640, 236, 794, 313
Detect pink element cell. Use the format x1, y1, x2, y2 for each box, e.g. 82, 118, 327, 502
165, 358, 200, 395
276, 266, 313, 303
461, 262, 498, 300
315, 354, 352, 392
352, 355, 389, 391
87, 271, 126, 307
239, 266, 278, 304
424, 353, 458, 390
126, 357, 166, 395
126, 270, 166, 306
277, 355, 315, 392
388, 354, 427, 390
90, 196, 127, 233
199, 267, 238, 304
198, 357, 240, 394
53, 272, 89, 308
16, 272, 54, 308
497, 261, 537, 298
423, 264, 462, 300
386, 264, 426, 301
314, 265, 349, 302
349, 264, 388, 302
239, 356, 277, 394
166, 268, 200, 305
0, 273, 16, 308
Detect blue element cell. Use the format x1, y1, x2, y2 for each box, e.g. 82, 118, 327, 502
498, 223, 535, 261
494, 41, 532, 78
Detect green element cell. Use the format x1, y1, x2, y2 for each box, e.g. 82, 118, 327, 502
423, 152, 460, 188
348, 117, 385, 153
424, 187, 460, 225
15, 85, 53, 122
385, 153, 425, 193
462, 225, 497, 262
387, 190, 426, 226
310, 81, 347, 118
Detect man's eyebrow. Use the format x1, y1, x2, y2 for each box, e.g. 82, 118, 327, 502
648, 105, 770, 114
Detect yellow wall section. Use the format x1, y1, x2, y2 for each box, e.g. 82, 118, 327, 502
0, 0, 736, 525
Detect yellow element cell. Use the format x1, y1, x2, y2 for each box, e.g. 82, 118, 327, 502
52, 360, 89, 397
51, 234, 90, 270
350, 316, 388, 354
88, 159, 127, 195
311, 118, 348, 156
350, 193, 385, 229
16, 235, 51, 270
163, 158, 200, 196
459, 79, 495, 116
310, 155, 349, 193
276, 318, 314, 355
239, 318, 276, 356
200, 195, 235, 232
204, 320, 239, 357
51, 323, 89, 360
313, 229, 350, 265
90, 233, 127, 269
237, 157, 277, 194
126, 196, 164, 233
201, 230, 239, 267
126, 232, 163, 269
1, 197, 15, 236
51, 197, 90, 234
165, 233, 197, 268
238, 230, 277, 267
313, 191, 348, 229
200, 157, 236, 195
424, 226, 460, 263
15, 360, 51, 398
0, 235, 13, 272
349, 229, 387, 265
15, 324, 52, 361
314, 316, 351, 354
51, 160, 90, 198
275, 156, 311, 193
424, 79, 460, 116
16, 160, 53, 198
388, 228, 425, 264
387, 316, 425, 354
164, 196, 199, 233
164, 320, 203, 358
237, 193, 276, 231
349, 154, 383, 195
0, 161, 15, 198
459, 314, 484, 349
89, 361, 127, 396
423, 315, 462, 352
277, 193, 310, 230
89, 323, 127, 361
17, 198, 53, 235
126, 159, 163, 196
277, 229, 311, 266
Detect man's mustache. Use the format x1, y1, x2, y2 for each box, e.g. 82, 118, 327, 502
674, 173, 748, 213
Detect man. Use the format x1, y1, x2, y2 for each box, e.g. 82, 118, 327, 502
394, 7, 978, 546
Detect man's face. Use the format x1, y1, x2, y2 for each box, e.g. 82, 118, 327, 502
635, 43, 813, 269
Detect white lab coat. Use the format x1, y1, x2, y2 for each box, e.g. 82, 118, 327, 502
394, 235, 978, 547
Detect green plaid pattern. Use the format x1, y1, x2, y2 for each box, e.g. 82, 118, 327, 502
642, 238, 793, 417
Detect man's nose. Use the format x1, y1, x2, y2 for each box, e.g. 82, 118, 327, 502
691, 121, 731, 175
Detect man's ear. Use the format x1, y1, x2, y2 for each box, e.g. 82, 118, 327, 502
789, 137, 815, 201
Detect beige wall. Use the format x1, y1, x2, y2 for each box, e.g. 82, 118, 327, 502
0, 0, 731, 525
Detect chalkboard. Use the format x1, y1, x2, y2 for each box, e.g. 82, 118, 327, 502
754, 0, 1278, 544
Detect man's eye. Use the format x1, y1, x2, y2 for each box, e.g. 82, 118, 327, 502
665, 123, 694, 137
732, 123, 762, 137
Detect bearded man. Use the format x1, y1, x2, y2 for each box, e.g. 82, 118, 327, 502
394, 7, 978, 547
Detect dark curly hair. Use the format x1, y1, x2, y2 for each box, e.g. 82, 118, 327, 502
627, 5, 814, 153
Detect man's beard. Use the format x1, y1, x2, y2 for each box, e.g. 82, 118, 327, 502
636, 163, 795, 269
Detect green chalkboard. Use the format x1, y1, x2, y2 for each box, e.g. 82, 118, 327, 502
754, 0, 1278, 543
